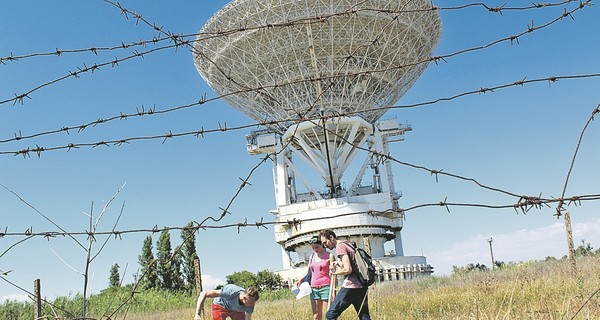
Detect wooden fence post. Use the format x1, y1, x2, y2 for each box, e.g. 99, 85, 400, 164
34, 279, 41, 320
194, 257, 203, 294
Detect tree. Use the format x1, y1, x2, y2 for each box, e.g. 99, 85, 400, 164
467, 263, 488, 272
156, 229, 184, 290
451, 262, 488, 275
109, 263, 120, 288
226, 270, 258, 288
171, 249, 185, 291
181, 222, 199, 291
138, 235, 158, 290
156, 229, 175, 290
225, 270, 282, 290
256, 270, 282, 290
574, 241, 594, 257
493, 260, 505, 269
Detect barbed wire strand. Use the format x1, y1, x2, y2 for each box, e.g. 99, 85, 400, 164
0, 1, 579, 65
2, 193, 600, 240
1, 1, 599, 318
1, 191, 599, 318
2, 72, 599, 154
0, 274, 77, 319
0, 1, 590, 107
3, 28, 598, 146
554, 104, 600, 276
0, 183, 86, 250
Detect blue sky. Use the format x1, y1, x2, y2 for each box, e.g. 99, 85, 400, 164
1, 0, 599, 302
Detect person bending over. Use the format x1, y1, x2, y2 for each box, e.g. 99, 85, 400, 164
194, 284, 259, 320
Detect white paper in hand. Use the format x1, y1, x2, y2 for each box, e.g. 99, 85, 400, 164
291, 281, 312, 300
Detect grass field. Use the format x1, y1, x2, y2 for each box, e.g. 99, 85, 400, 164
2, 256, 598, 319
124, 256, 600, 320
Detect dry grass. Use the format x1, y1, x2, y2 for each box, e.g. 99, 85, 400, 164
124, 257, 600, 320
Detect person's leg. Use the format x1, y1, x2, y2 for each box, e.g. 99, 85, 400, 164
313, 286, 329, 320
321, 297, 329, 320
310, 298, 319, 320
321, 286, 330, 313
314, 299, 324, 320
350, 288, 371, 320
325, 287, 352, 320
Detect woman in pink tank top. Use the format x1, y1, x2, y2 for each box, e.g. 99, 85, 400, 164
296, 236, 332, 320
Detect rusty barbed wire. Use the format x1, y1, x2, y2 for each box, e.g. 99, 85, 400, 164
2, 185, 599, 319
0, 34, 177, 65
1, 194, 599, 240
0, 41, 190, 106
553, 103, 600, 276
1, 74, 598, 219
0, 0, 580, 66
0, 183, 86, 251
1, 72, 599, 154
3, 96, 596, 316
555, 104, 600, 218
439, 0, 581, 12
0, 274, 78, 319
196, 155, 270, 226
0, 0, 591, 106
1, 3, 596, 145
0, 99, 596, 244
1, 1, 599, 318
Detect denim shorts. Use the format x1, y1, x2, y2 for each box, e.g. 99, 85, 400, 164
310, 285, 330, 301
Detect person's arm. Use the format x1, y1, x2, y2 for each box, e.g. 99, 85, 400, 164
328, 253, 336, 275
333, 254, 352, 276
245, 312, 252, 320
295, 273, 309, 287
296, 253, 314, 286
194, 289, 220, 319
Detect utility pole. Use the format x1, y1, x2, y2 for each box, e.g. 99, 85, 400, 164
487, 238, 495, 270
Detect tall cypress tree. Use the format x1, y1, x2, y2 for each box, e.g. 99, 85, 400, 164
138, 235, 158, 290
109, 263, 120, 288
156, 229, 174, 290
157, 229, 185, 290
181, 222, 199, 291
171, 248, 185, 291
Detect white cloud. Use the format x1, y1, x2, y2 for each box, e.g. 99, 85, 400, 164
429, 217, 600, 275
1, 294, 29, 303
200, 274, 225, 290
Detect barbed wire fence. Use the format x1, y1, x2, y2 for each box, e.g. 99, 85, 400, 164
1, 0, 599, 319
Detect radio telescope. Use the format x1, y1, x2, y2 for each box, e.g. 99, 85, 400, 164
194, 0, 441, 282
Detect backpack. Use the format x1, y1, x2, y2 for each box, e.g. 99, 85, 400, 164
345, 242, 376, 287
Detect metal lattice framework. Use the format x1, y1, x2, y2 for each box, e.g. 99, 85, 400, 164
194, 0, 441, 131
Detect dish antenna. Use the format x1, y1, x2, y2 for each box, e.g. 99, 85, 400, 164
194, 0, 441, 280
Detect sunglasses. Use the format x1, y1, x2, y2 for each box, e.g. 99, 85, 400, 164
308, 237, 320, 244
